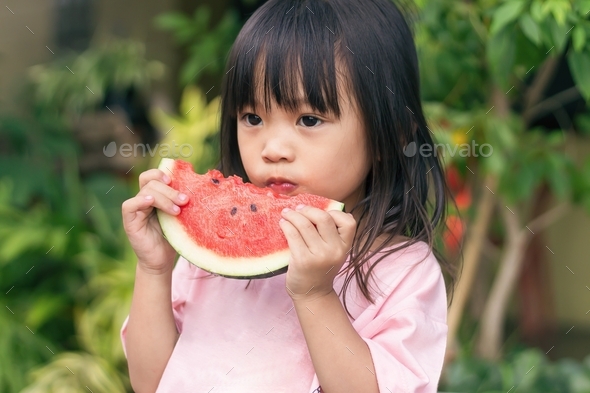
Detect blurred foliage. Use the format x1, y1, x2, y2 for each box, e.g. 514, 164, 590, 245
0, 305, 52, 392
423, 102, 590, 209
21, 353, 127, 393
416, 0, 590, 365
418, 0, 590, 107
441, 348, 590, 393
0, 36, 167, 392
150, 85, 221, 172
26, 39, 165, 116
0, 24, 221, 389
154, 4, 241, 86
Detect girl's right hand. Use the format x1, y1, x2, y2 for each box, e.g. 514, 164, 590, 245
122, 169, 189, 274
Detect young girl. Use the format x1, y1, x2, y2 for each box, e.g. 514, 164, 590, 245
121, 0, 457, 392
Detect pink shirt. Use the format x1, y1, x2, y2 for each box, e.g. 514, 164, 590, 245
121, 240, 448, 392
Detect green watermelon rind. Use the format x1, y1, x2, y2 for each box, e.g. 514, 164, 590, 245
156, 158, 345, 279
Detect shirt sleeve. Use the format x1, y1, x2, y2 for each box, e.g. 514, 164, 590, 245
308, 245, 448, 393
358, 252, 448, 393
120, 257, 199, 358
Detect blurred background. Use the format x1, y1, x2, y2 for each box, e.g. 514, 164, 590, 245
0, 0, 589, 391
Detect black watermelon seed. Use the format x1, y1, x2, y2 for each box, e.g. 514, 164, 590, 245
230, 207, 237, 216
211, 178, 220, 184
250, 204, 257, 212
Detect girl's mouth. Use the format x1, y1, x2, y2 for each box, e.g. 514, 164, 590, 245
266, 178, 297, 194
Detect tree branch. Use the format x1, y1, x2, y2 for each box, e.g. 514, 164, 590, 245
522, 56, 560, 128
525, 202, 570, 235
523, 86, 581, 127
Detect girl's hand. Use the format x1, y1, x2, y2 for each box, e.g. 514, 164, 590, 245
279, 205, 356, 302
122, 169, 189, 274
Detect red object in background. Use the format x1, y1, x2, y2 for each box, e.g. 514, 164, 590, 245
446, 165, 463, 192
454, 188, 472, 210
443, 164, 471, 254
444, 215, 464, 255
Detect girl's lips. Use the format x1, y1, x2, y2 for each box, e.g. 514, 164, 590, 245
267, 182, 298, 194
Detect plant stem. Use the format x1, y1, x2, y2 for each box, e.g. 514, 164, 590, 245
445, 174, 497, 362
476, 200, 569, 360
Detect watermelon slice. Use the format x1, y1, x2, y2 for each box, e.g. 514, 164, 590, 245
156, 158, 345, 279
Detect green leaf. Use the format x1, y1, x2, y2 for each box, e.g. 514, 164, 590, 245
511, 349, 546, 389
154, 12, 191, 31
578, 1, 590, 16
193, 5, 212, 32
547, 154, 571, 199
519, 14, 542, 45
574, 113, 590, 136
25, 296, 67, 330
570, 369, 590, 392
568, 51, 590, 101
572, 25, 587, 52
541, 1, 562, 23
487, 28, 516, 90
490, 0, 527, 35
520, 160, 544, 200
549, 0, 571, 25
21, 353, 127, 393
531, 0, 544, 22
549, 19, 571, 51
0, 227, 47, 261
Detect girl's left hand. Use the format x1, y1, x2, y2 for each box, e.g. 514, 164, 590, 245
279, 204, 357, 302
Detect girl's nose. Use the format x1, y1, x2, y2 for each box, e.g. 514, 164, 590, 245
261, 130, 295, 163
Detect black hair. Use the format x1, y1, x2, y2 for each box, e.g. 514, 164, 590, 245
214, 0, 459, 315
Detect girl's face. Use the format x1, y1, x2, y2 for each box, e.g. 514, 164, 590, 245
237, 80, 372, 216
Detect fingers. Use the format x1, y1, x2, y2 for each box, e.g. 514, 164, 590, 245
282, 205, 324, 253
280, 206, 356, 254
280, 207, 334, 252
139, 180, 189, 213
278, 218, 309, 261
122, 194, 159, 228
326, 210, 357, 246
123, 174, 190, 229
139, 169, 170, 189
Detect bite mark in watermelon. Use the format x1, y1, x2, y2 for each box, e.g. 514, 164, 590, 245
156, 158, 345, 279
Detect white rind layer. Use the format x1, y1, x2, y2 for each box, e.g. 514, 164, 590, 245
157, 209, 292, 277
156, 158, 345, 278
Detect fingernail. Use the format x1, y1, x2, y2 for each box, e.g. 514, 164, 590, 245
178, 193, 187, 201
145, 195, 153, 201
282, 208, 291, 214
295, 204, 305, 211
163, 175, 170, 183
172, 205, 180, 213
279, 218, 285, 223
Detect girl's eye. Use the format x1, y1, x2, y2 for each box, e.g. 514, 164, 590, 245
299, 116, 322, 127
240, 113, 323, 128
243, 114, 262, 126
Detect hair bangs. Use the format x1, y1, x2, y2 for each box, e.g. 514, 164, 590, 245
225, 1, 350, 120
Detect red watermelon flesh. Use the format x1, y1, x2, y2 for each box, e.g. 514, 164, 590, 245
156, 158, 345, 279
